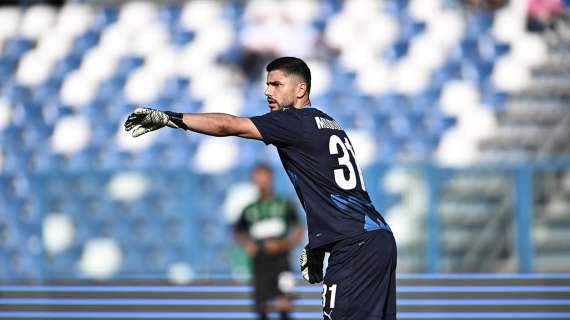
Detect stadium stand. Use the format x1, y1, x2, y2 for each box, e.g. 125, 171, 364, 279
0, 0, 569, 282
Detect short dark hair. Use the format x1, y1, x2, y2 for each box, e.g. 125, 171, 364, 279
266, 57, 311, 95
253, 162, 273, 174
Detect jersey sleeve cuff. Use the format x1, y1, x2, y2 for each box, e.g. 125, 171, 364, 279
249, 116, 271, 145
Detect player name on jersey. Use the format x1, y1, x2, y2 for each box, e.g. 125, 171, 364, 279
315, 117, 343, 130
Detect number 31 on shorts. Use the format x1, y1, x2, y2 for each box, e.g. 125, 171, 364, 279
322, 284, 337, 308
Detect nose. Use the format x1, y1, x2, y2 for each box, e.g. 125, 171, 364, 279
264, 86, 271, 97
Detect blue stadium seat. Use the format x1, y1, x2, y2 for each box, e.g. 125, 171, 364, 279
132, 145, 161, 167
0, 219, 21, 250
384, 0, 407, 16
383, 40, 409, 63
69, 29, 101, 57
161, 217, 188, 244
91, 7, 118, 32
152, 96, 175, 111
115, 55, 144, 77
4, 248, 40, 278
44, 247, 82, 277
430, 62, 460, 89
0, 57, 17, 85
97, 75, 126, 102
478, 35, 511, 61
170, 92, 202, 113
374, 93, 406, 114
68, 147, 100, 171
7, 102, 28, 129
171, 24, 195, 47
450, 39, 480, 63
23, 124, 51, 151
159, 144, 193, 168
481, 82, 508, 111
0, 252, 7, 277
99, 148, 131, 170
46, 98, 75, 119
389, 112, 413, 139
33, 147, 66, 172
0, 126, 22, 152
460, 60, 493, 87
162, 76, 189, 100
424, 112, 457, 135
121, 245, 146, 274
2, 36, 34, 61
33, 77, 62, 106
105, 94, 135, 123
464, 11, 493, 40
237, 141, 264, 168
3, 80, 32, 105
159, 4, 181, 27
51, 54, 82, 80
81, 97, 107, 121
3, 149, 32, 173
410, 89, 440, 113
399, 15, 425, 41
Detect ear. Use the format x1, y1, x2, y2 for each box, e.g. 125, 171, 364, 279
296, 82, 307, 98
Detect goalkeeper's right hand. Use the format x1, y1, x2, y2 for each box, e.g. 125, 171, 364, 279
124, 107, 188, 138
300, 245, 325, 284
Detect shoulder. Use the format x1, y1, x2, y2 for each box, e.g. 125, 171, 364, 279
296, 106, 322, 116
271, 196, 289, 204
297, 107, 336, 121
273, 196, 296, 209
250, 108, 304, 125
243, 201, 259, 212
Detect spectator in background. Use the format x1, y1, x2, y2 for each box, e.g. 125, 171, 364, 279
238, 1, 318, 82
527, 0, 566, 31
0, 0, 63, 6
463, 0, 508, 11
234, 163, 304, 320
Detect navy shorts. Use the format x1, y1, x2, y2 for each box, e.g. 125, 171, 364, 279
252, 251, 290, 306
322, 230, 397, 320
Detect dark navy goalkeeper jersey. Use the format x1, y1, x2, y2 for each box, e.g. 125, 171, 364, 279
250, 107, 391, 250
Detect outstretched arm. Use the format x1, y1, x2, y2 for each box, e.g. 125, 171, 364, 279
181, 113, 262, 140
124, 107, 262, 140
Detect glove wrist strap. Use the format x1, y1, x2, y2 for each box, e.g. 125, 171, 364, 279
164, 111, 189, 130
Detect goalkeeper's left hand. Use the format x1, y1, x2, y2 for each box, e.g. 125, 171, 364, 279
300, 245, 325, 284
124, 107, 188, 138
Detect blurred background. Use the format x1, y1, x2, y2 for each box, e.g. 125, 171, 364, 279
0, 0, 570, 295
1, 0, 570, 281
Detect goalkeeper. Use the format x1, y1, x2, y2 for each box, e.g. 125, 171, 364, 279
125, 57, 397, 320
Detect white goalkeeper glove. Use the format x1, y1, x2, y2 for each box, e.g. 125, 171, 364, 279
124, 107, 188, 138
300, 245, 325, 284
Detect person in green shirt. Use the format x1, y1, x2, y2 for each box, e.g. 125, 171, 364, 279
234, 163, 305, 320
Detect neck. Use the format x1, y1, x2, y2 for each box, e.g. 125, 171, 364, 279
292, 97, 311, 109
260, 188, 273, 200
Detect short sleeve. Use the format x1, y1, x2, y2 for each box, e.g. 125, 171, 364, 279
250, 109, 303, 147
234, 209, 249, 233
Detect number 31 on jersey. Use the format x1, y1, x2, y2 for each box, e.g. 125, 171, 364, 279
329, 135, 366, 191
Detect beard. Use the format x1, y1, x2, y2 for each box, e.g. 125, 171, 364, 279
270, 99, 294, 111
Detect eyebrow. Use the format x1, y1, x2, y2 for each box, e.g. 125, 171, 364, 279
266, 81, 283, 85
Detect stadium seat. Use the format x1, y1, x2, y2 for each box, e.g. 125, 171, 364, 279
69, 29, 100, 57
0, 57, 17, 84
2, 36, 34, 61
91, 7, 118, 32
51, 54, 82, 80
